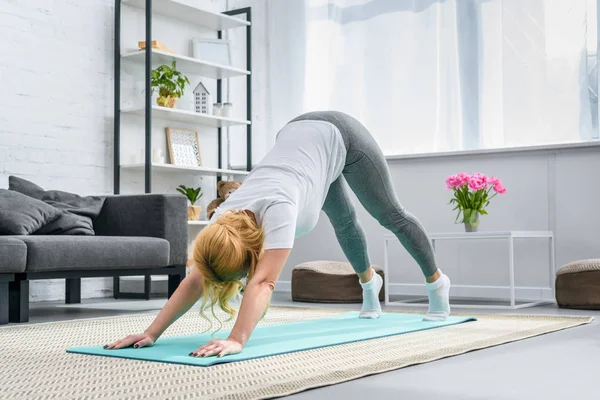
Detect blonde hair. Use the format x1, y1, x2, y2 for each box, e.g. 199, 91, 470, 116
193, 210, 264, 330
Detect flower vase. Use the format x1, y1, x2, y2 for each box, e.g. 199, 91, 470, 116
464, 211, 480, 232
157, 96, 177, 108
187, 205, 202, 221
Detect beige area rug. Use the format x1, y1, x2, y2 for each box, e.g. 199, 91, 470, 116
0, 307, 592, 400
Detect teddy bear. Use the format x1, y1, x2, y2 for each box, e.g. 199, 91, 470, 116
206, 180, 242, 220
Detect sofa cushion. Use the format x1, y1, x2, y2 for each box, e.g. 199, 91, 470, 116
0, 237, 27, 273
17, 236, 170, 272
9, 176, 106, 235
0, 189, 62, 235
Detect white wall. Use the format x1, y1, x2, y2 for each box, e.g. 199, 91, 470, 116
0, 0, 114, 192
0, 0, 266, 302
281, 146, 600, 302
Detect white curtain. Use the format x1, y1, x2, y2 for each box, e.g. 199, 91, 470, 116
267, 0, 597, 155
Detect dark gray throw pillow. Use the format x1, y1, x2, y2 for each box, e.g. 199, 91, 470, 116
0, 189, 62, 235
34, 206, 96, 235
8, 176, 106, 236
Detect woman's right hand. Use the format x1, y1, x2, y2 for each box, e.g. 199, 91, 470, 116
102, 269, 204, 352
104, 332, 156, 350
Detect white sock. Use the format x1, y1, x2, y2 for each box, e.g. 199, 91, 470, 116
359, 272, 383, 319
424, 271, 451, 321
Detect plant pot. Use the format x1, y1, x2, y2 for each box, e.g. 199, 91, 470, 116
187, 205, 202, 221
464, 211, 480, 232
157, 96, 177, 108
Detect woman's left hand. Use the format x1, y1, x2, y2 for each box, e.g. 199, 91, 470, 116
190, 338, 243, 358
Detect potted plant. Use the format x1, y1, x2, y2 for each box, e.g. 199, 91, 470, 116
446, 173, 506, 232
177, 185, 203, 221
151, 61, 190, 108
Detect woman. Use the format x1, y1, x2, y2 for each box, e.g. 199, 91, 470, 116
106, 111, 451, 358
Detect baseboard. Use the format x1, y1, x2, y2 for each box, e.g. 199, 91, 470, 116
276, 280, 292, 292
29, 277, 167, 303
389, 283, 553, 301
275, 280, 553, 301
30, 278, 112, 302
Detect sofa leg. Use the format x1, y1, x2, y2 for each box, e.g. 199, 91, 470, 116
113, 274, 153, 300
65, 278, 81, 304
168, 267, 186, 299
144, 275, 151, 300
113, 277, 120, 299
0, 282, 8, 325
9, 279, 29, 323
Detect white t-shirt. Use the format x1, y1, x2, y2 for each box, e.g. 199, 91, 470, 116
209, 120, 347, 249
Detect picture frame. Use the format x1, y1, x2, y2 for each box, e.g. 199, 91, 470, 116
166, 128, 203, 168
191, 38, 231, 66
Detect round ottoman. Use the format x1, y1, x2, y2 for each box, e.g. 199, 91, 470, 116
291, 261, 385, 303
556, 259, 600, 309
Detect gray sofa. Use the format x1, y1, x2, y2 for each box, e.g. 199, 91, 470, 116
0, 194, 188, 324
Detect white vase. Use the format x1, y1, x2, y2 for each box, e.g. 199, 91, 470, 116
464, 211, 480, 232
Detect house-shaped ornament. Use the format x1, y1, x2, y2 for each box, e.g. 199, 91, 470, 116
194, 82, 211, 114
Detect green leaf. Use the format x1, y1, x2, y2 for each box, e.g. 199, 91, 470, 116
151, 62, 189, 98
455, 209, 463, 224
191, 188, 202, 204
176, 185, 201, 204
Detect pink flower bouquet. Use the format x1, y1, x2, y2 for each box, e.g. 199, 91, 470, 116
445, 173, 506, 231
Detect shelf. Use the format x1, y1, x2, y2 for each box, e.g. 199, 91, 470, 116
122, 0, 250, 29
188, 220, 210, 226
121, 163, 250, 176
121, 50, 250, 79
123, 275, 168, 282
121, 106, 250, 127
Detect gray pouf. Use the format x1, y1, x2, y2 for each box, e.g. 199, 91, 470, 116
291, 261, 385, 303
556, 259, 600, 310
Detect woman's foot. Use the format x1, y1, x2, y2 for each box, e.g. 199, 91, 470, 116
424, 271, 451, 321
359, 272, 383, 319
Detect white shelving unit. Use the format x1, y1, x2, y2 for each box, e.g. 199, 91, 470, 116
121, 49, 250, 79
122, 0, 250, 29
121, 163, 249, 176
188, 220, 210, 226
114, 0, 252, 299
126, 275, 169, 282
120, 106, 250, 127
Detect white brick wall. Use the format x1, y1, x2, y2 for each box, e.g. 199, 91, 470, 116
0, 0, 113, 193
0, 0, 267, 302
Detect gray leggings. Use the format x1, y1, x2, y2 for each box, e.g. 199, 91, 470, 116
290, 111, 438, 277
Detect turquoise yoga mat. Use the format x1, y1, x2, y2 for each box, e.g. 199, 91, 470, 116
67, 312, 475, 366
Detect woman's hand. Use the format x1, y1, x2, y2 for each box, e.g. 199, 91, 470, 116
190, 338, 243, 358
104, 333, 156, 350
